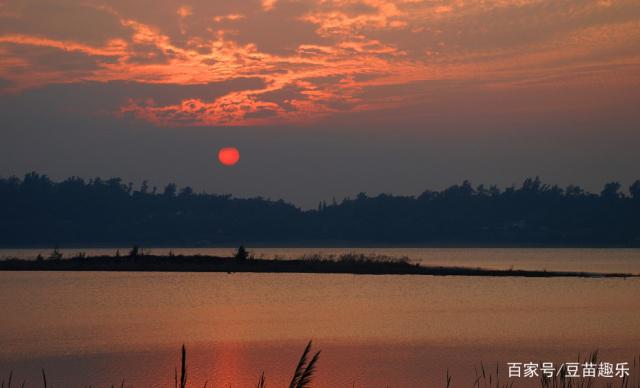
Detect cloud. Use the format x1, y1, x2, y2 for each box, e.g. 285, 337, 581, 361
0, 78, 268, 124
0, 78, 12, 90
0, 0, 638, 126
0, 0, 131, 45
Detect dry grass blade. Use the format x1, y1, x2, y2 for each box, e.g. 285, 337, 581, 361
296, 350, 321, 388
180, 344, 187, 388
256, 371, 266, 388
289, 341, 313, 388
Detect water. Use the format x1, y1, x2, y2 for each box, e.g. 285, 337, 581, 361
0, 248, 639, 387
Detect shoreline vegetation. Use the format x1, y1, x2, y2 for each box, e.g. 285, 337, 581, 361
2, 173, 640, 247
0, 248, 636, 278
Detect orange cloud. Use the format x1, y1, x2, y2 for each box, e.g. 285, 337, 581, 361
0, 0, 638, 126
261, 0, 278, 11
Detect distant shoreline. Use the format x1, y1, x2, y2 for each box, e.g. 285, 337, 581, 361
2, 243, 640, 249
0, 254, 636, 278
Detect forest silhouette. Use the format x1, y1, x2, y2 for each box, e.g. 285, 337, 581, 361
1, 172, 639, 246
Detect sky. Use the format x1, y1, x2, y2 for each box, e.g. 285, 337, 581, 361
1, 0, 639, 207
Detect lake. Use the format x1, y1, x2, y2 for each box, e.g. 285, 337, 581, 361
1, 248, 639, 387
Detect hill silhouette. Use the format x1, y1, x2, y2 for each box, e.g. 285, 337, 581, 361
1, 172, 640, 246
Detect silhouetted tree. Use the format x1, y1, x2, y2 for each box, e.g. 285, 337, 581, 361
163, 183, 177, 197
566, 184, 584, 197
234, 245, 249, 261
1, 173, 640, 246
129, 245, 140, 257
601, 182, 622, 200
521, 176, 543, 193
179, 186, 193, 197
48, 247, 63, 260
460, 180, 474, 196
630, 180, 640, 200
139, 181, 149, 194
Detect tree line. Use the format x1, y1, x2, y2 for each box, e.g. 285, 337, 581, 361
1, 172, 639, 246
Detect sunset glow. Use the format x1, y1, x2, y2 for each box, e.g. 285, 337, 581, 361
1, 0, 638, 127
3, 2, 640, 388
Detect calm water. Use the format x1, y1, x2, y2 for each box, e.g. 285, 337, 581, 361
0, 248, 639, 387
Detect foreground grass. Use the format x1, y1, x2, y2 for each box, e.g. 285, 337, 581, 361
2, 345, 639, 388
1, 342, 320, 388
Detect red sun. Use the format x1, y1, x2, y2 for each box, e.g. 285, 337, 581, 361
218, 147, 240, 166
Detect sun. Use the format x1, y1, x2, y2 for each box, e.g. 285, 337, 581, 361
218, 147, 240, 166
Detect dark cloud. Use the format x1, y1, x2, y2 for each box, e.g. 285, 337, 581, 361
340, 2, 378, 16
0, 0, 131, 45
0, 77, 267, 117
0, 78, 13, 90
102, 0, 260, 44
256, 83, 308, 111
303, 74, 346, 87
321, 99, 356, 111
244, 108, 279, 119
126, 44, 170, 64
100, 0, 329, 54
220, 0, 331, 55
2, 44, 118, 72
352, 72, 388, 82
372, 1, 640, 58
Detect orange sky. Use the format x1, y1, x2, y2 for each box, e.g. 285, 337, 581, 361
1, 0, 639, 127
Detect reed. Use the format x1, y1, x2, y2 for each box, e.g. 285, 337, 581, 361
3, 346, 638, 387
